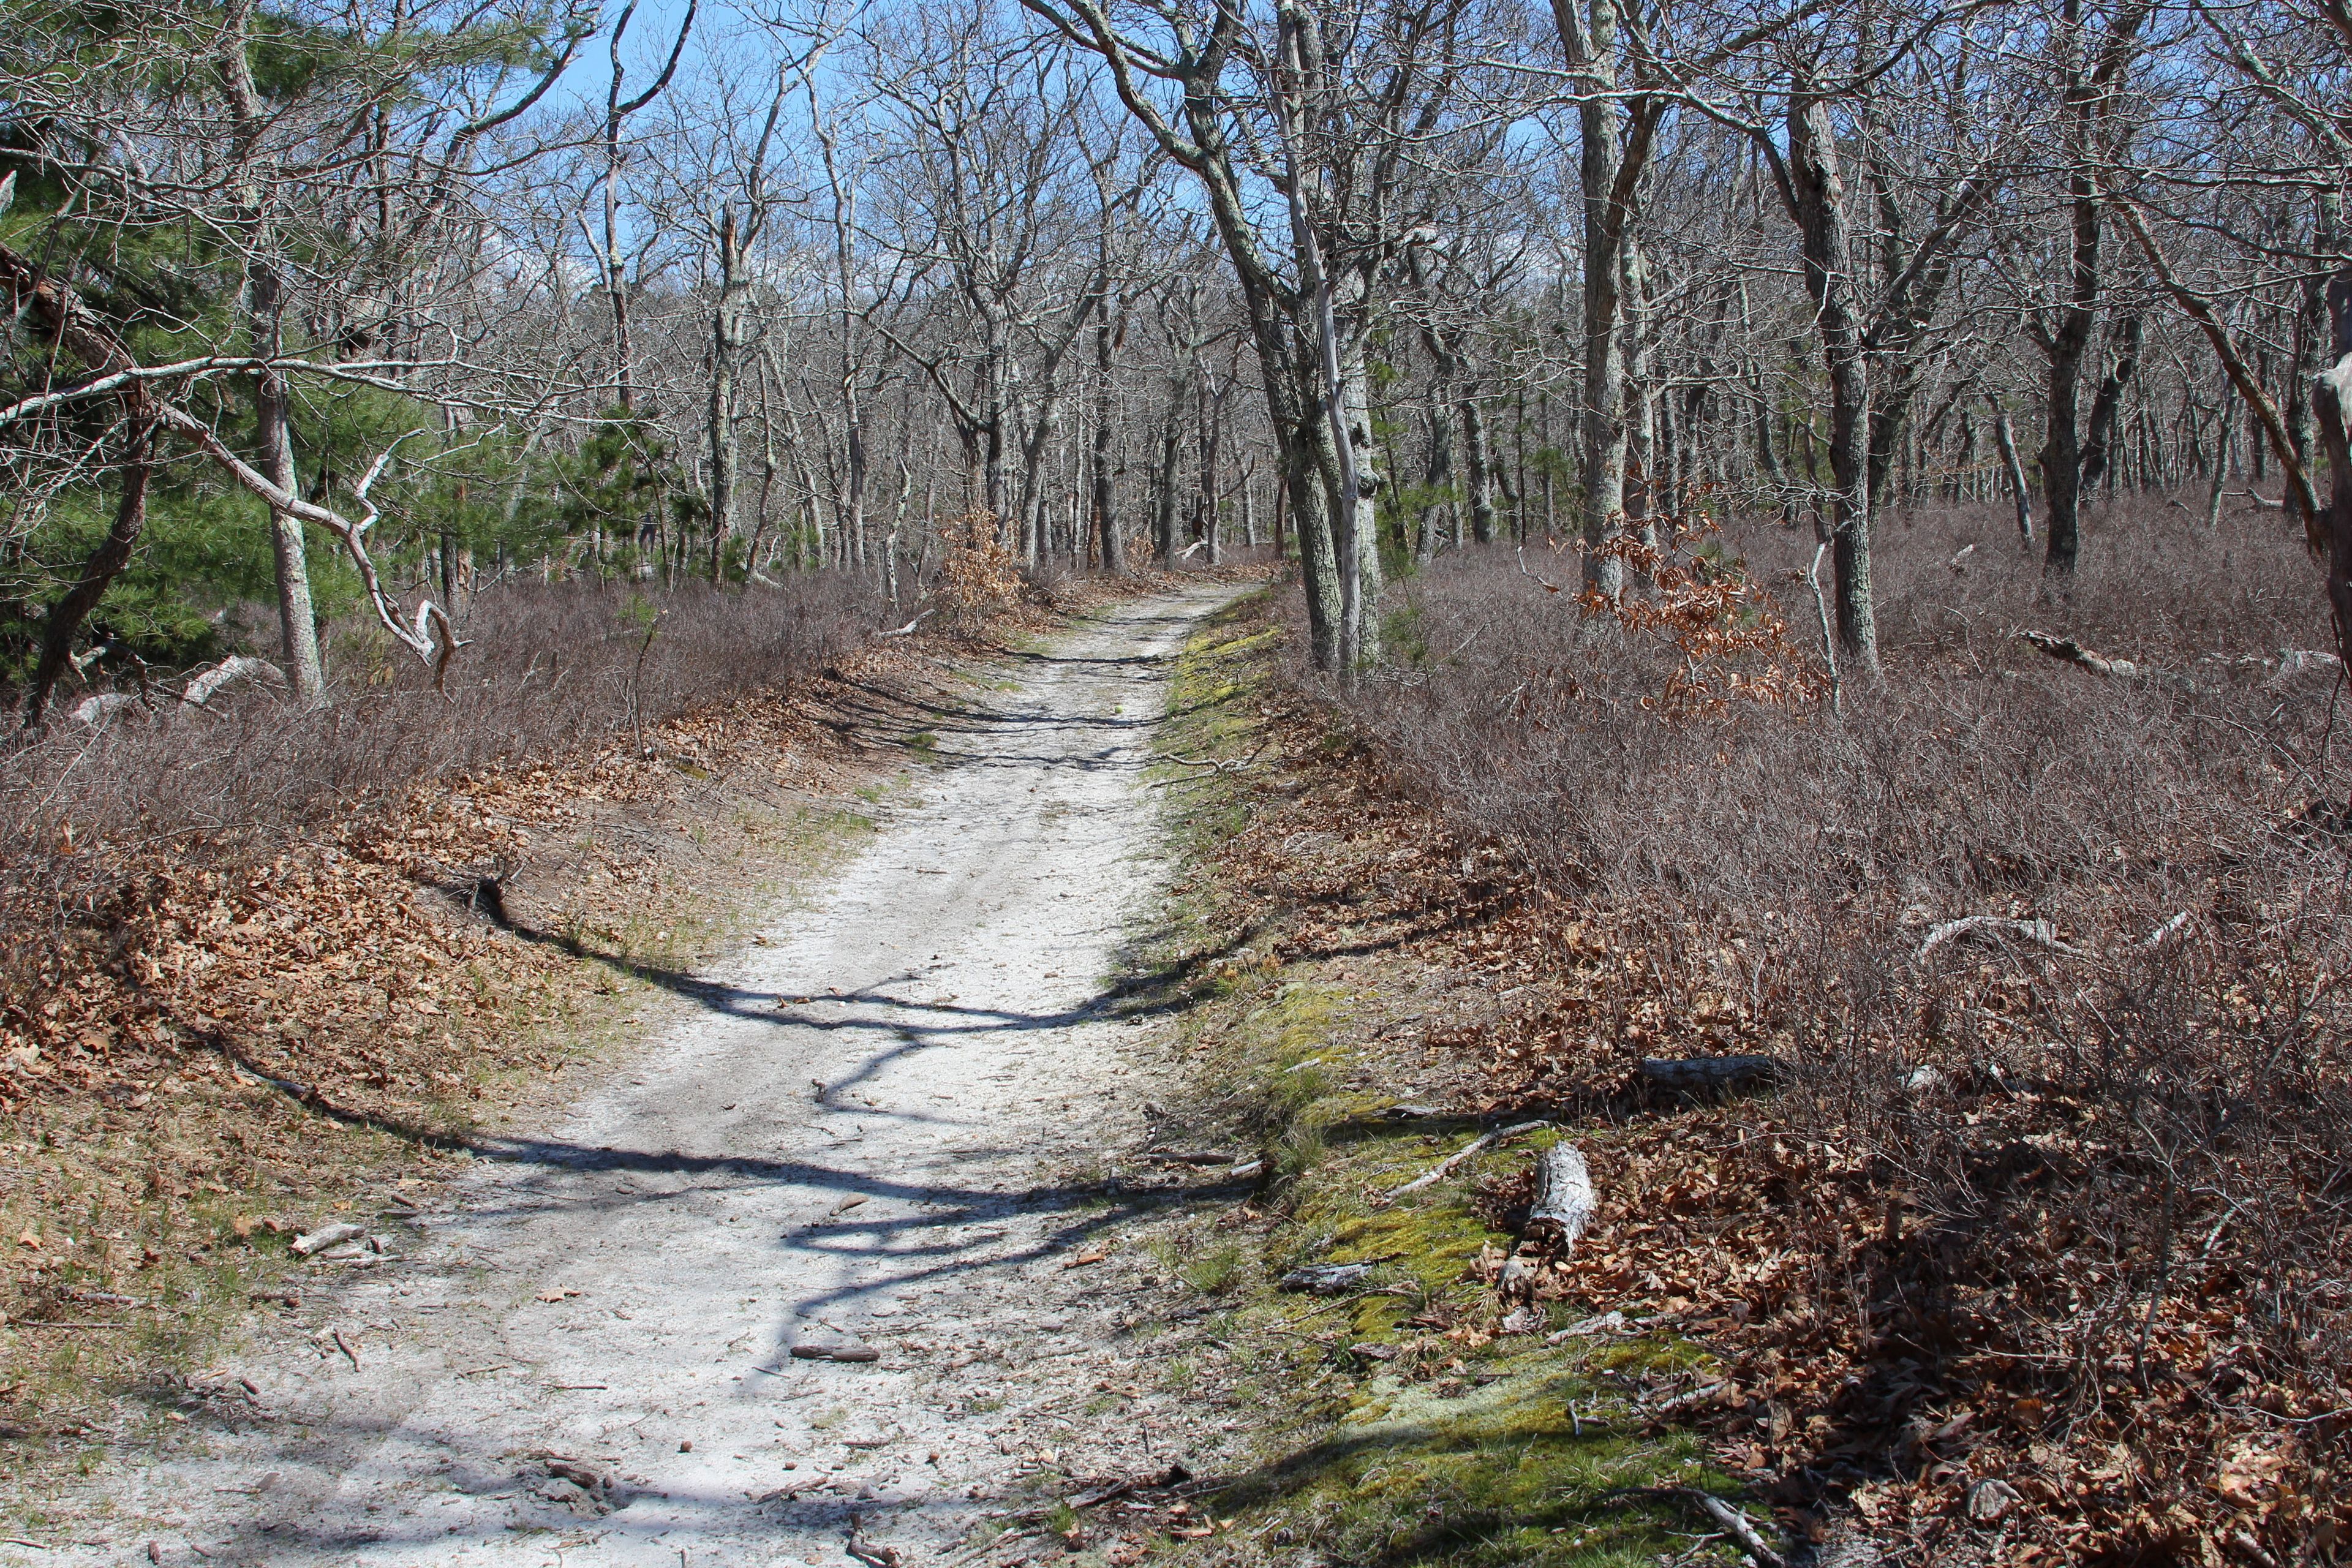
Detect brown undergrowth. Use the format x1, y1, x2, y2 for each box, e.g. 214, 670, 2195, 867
0, 559, 1194, 1464
1177, 504, 2348, 1565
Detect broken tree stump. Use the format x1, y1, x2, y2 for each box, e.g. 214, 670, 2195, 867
1523, 1143, 1594, 1249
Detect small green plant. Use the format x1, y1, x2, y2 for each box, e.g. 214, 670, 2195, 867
1178, 1239, 1246, 1295
1274, 1122, 1326, 1183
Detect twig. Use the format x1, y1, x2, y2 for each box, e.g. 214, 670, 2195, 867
1382, 1120, 1548, 1201
938, 1525, 1036, 1565
846, 1512, 902, 1567
332, 1327, 362, 1370
16, 1321, 130, 1330
1681, 1491, 1788, 1568
1153, 741, 1267, 774
1515, 546, 1562, 593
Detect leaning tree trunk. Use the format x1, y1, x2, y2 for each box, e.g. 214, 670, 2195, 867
24, 418, 156, 727
255, 342, 325, 704
0, 239, 163, 727
1989, 395, 2035, 545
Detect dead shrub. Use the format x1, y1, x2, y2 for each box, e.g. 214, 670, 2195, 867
0, 571, 885, 933
932, 511, 1025, 630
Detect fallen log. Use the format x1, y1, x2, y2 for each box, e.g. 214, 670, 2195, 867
2015, 629, 2196, 690
1915, 914, 2093, 965
1522, 1143, 1594, 1248
71, 655, 286, 725
181, 654, 285, 707
289, 1221, 364, 1257
70, 693, 145, 725
2266, 649, 2343, 687
1636, 1056, 1784, 1094
1278, 1262, 1376, 1295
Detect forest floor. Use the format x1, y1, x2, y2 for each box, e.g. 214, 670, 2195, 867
2, 579, 1826, 1568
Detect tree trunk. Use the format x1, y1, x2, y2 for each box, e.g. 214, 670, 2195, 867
2313, 270, 2352, 693
2294, 193, 2342, 470
1420, 389, 1454, 564
2041, 157, 2103, 576
1559, 0, 1637, 600
1623, 236, 1659, 557
1287, 432, 1342, 669
1153, 415, 1182, 563
1788, 94, 1878, 674
2079, 312, 2144, 496
2204, 383, 2234, 529
707, 208, 749, 584
1341, 339, 1384, 625
1199, 366, 1223, 566
1091, 301, 1126, 573
1461, 391, 1497, 545
602, 141, 634, 413
221, 6, 325, 704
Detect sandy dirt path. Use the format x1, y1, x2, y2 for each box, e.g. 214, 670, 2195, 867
39, 585, 1237, 1568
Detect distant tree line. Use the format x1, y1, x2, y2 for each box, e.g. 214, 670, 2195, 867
2, 0, 2348, 716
